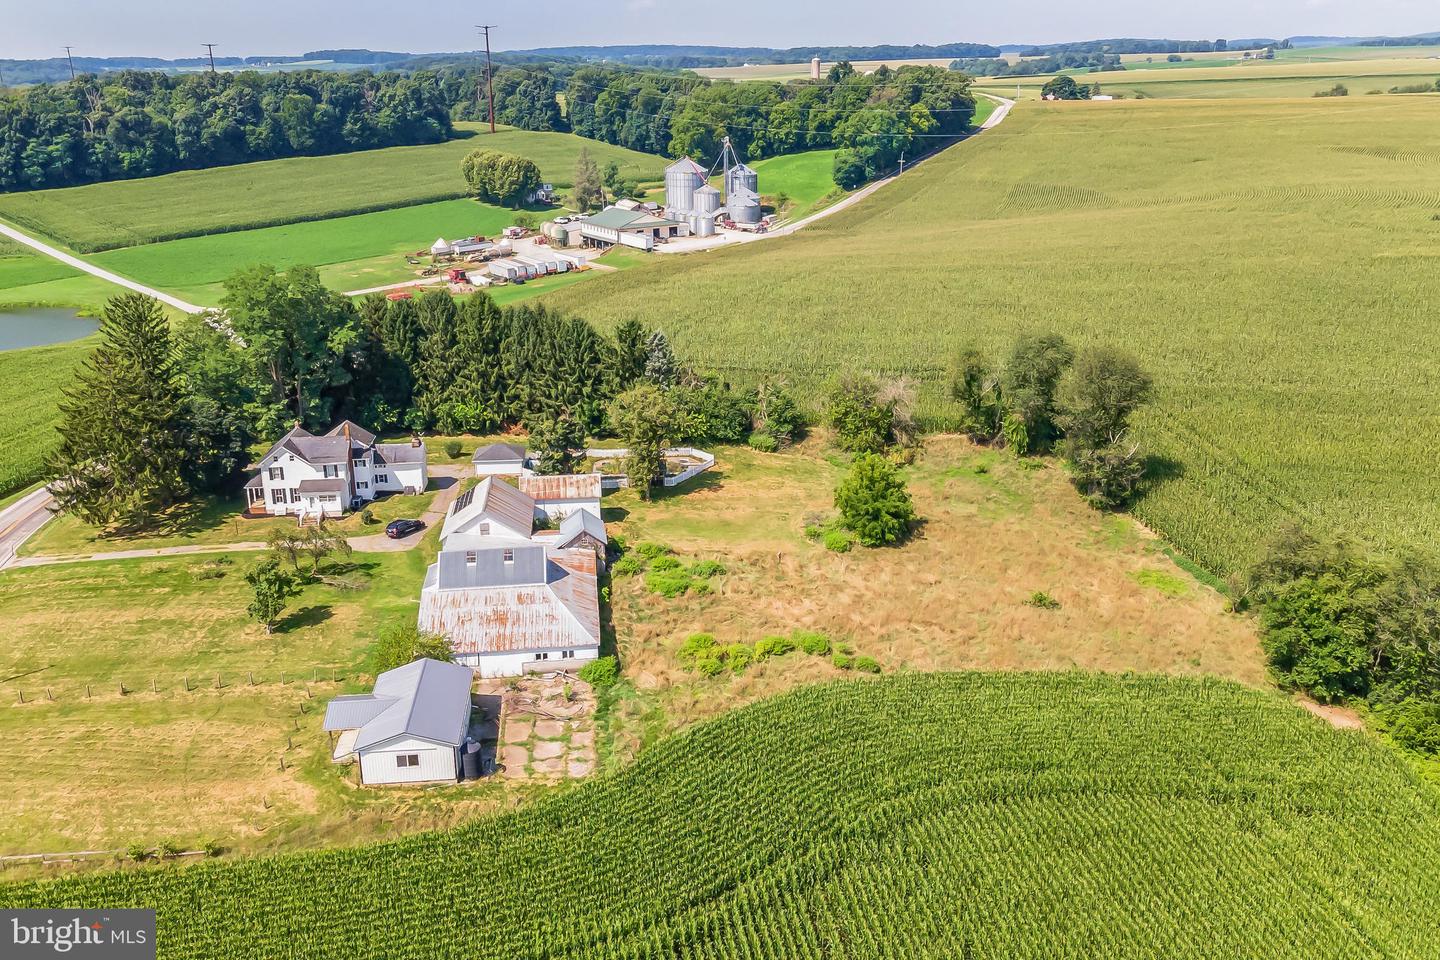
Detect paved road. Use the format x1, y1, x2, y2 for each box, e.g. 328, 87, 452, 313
0, 220, 205, 314
658, 94, 1015, 257
0, 487, 56, 570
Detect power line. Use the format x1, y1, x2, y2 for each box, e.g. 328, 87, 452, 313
63, 46, 76, 81
202, 44, 218, 74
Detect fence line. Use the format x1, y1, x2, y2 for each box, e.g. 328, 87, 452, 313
8, 666, 351, 706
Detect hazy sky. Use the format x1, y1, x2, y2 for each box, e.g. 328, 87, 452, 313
2, 0, 1437, 60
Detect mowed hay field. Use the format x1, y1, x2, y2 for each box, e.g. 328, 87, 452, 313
0, 337, 93, 496
0, 124, 666, 252
975, 56, 1440, 99
550, 97, 1440, 574
6, 673, 1440, 959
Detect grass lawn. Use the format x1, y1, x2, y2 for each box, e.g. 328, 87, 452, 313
88, 199, 565, 306
20, 487, 441, 558
0, 547, 531, 857
0, 125, 667, 253
596, 434, 1262, 765
547, 95, 1440, 577
743, 150, 844, 222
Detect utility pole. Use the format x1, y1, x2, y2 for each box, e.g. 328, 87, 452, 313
476, 25, 497, 133
203, 43, 218, 74
63, 46, 76, 81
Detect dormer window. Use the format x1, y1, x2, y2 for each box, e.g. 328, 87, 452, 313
503, 549, 514, 564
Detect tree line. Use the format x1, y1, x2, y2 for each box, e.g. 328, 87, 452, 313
50, 274, 803, 529
0, 69, 452, 191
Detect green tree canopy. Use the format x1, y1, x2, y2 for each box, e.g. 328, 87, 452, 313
835, 453, 916, 547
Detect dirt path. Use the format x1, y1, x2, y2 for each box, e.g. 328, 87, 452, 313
0, 219, 204, 314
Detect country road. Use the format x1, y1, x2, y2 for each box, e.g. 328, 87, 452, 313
0, 220, 205, 314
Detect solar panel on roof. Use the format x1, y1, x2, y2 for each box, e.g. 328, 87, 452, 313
452, 487, 476, 514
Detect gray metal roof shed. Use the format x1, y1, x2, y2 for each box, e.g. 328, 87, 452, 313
323, 658, 473, 750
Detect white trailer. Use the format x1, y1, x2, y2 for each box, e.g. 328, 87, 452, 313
514, 256, 555, 276
619, 232, 654, 251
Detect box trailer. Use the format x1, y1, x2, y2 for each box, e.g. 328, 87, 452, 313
618, 232, 654, 251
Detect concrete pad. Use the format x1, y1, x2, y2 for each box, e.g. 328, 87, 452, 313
532, 740, 564, 760
531, 757, 565, 776
503, 721, 532, 744
533, 719, 565, 739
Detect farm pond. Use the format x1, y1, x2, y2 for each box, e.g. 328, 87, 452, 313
0, 308, 97, 351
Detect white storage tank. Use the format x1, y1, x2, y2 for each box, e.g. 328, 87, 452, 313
664, 157, 708, 218
694, 216, 715, 237
695, 183, 721, 216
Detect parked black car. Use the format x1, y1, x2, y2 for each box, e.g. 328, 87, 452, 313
385, 518, 425, 539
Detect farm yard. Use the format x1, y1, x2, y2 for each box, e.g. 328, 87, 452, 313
0, 434, 1255, 856
5, 672, 1438, 959
549, 95, 1440, 575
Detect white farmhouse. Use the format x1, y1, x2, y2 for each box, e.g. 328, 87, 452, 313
322, 658, 474, 785
519, 474, 603, 524
471, 442, 531, 478
418, 543, 600, 678
439, 477, 536, 545
243, 421, 428, 520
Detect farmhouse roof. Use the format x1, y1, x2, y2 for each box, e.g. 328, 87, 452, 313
374, 443, 426, 466
419, 547, 600, 655
520, 473, 602, 502
440, 477, 536, 541
323, 420, 377, 447
323, 657, 473, 751
296, 478, 346, 495
471, 442, 527, 464
583, 208, 649, 230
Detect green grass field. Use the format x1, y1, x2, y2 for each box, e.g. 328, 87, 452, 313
0, 337, 92, 495
548, 96, 1440, 575
5, 672, 1437, 959
745, 150, 842, 221
975, 56, 1440, 99
86, 199, 565, 306
0, 125, 667, 252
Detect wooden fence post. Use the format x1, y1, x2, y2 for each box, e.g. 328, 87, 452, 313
85, 684, 91, 699
17, 689, 24, 704
119, 682, 126, 696
46, 688, 54, 701
151, 678, 157, 693
183, 675, 190, 692
248, 672, 255, 686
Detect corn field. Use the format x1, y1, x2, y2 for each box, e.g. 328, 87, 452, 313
550, 96, 1440, 575
5, 672, 1438, 958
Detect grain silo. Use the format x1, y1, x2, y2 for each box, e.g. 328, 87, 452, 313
725, 161, 762, 225
664, 157, 708, 220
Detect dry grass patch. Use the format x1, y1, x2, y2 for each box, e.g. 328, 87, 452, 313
604, 436, 1262, 740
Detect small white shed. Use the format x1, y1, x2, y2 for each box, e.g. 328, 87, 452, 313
471, 442, 530, 478
323, 658, 474, 786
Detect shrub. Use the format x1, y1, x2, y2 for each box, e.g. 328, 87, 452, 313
611, 554, 644, 577
1025, 591, 1061, 610
1313, 83, 1348, 97
578, 656, 619, 688
443, 440, 463, 459
360, 508, 377, 525
646, 568, 692, 598
793, 630, 832, 656
823, 529, 855, 553
159, 839, 183, 858
802, 512, 833, 540
832, 652, 855, 670
723, 644, 753, 672
695, 656, 724, 677
1376, 698, 1440, 754
689, 559, 727, 578
691, 579, 713, 597
203, 840, 224, 858
678, 632, 717, 664
127, 843, 150, 863
835, 454, 916, 547
372, 622, 453, 674
754, 635, 795, 659
649, 556, 683, 572
853, 656, 882, 674
635, 541, 673, 560
748, 431, 779, 453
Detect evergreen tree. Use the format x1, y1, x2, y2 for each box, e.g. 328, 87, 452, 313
835, 454, 916, 547
413, 290, 465, 430
49, 294, 192, 531
612, 318, 651, 389
452, 294, 509, 430
643, 330, 678, 388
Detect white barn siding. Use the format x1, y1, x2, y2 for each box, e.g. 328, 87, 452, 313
358, 735, 459, 785
455, 647, 598, 679
474, 461, 526, 478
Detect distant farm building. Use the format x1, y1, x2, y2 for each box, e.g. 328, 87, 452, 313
471, 442, 531, 477
244, 421, 427, 520
323, 658, 474, 785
